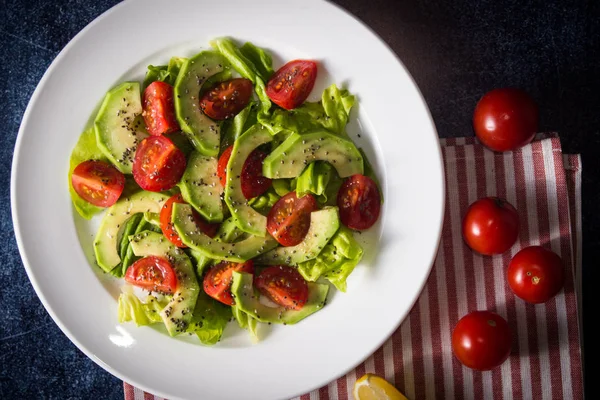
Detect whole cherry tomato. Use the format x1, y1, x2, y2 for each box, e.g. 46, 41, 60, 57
462, 197, 519, 255
507, 246, 564, 304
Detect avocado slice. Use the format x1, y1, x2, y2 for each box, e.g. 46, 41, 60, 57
129, 231, 199, 336
173, 51, 229, 157
231, 272, 329, 324
224, 125, 273, 236
256, 207, 340, 265
178, 151, 223, 223
172, 203, 278, 262
262, 131, 364, 179
94, 82, 148, 174
94, 191, 169, 272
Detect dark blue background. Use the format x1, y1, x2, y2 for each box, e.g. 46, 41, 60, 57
1, 0, 596, 398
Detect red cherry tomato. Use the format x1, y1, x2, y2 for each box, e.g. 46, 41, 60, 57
203, 260, 254, 306
217, 145, 272, 199
142, 81, 180, 136
337, 174, 381, 230
473, 88, 538, 152
266, 60, 317, 110
452, 310, 512, 371
132, 135, 186, 192
124, 255, 178, 294
71, 160, 125, 207
462, 197, 519, 255
255, 265, 309, 310
266, 192, 318, 247
200, 78, 254, 120
507, 246, 564, 304
159, 194, 218, 247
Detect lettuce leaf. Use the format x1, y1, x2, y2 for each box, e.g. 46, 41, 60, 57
295, 161, 343, 206
110, 216, 161, 278
248, 188, 280, 215
297, 226, 363, 292
68, 128, 108, 219
118, 289, 167, 326
143, 56, 187, 88
232, 306, 259, 342
221, 102, 258, 152
187, 291, 232, 345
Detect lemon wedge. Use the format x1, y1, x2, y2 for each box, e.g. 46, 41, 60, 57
353, 373, 409, 400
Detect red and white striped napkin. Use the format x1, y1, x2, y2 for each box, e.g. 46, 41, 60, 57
124, 134, 584, 400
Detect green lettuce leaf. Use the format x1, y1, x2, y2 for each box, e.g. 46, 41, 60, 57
118, 289, 167, 326
110, 216, 161, 278
68, 128, 108, 219
220, 102, 258, 152
143, 56, 187, 88
297, 226, 363, 292
295, 161, 343, 206
239, 42, 274, 82
187, 291, 232, 345
232, 306, 260, 342
248, 188, 280, 215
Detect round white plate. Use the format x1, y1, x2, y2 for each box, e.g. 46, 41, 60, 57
11, 1, 444, 399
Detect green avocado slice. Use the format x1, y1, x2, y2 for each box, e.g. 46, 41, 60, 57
262, 130, 364, 179
173, 50, 229, 156
129, 231, 199, 336
172, 203, 278, 262
256, 207, 340, 265
178, 151, 223, 223
224, 124, 273, 236
231, 272, 329, 324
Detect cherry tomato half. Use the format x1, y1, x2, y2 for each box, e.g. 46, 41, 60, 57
217, 145, 272, 199
132, 135, 186, 192
125, 255, 178, 294
452, 310, 512, 371
507, 246, 564, 304
337, 174, 381, 230
267, 191, 318, 247
159, 194, 219, 247
142, 81, 180, 136
203, 260, 254, 306
71, 160, 125, 207
266, 60, 317, 110
255, 265, 309, 310
200, 78, 254, 120
462, 197, 519, 255
473, 88, 538, 152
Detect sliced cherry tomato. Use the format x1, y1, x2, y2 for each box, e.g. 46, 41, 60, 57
132, 135, 186, 192
159, 194, 219, 247
507, 246, 564, 304
255, 265, 309, 310
142, 81, 180, 136
200, 78, 253, 120
217, 145, 272, 199
473, 88, 538, 152
337, 174, 381, 230
452, 310, 512, 371
124, 255, 178, 294
203, 260, 254, 305
266, 60, 317, 110
462, 197, 519, 255
71, 160, 125, 207
267, 191, 318, 247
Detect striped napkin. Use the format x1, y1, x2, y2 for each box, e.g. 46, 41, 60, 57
124, 134, 583, 400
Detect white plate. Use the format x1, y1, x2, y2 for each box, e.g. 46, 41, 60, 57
11, 1, 444, 399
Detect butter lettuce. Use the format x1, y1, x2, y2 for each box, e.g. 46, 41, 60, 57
187, 291, 232, 346
221, 102, 258, 152
248, 188, 280, 215
143, 56, 187, 88
118, 290, 167, 326
232, 306, 259, 342
297, 226, 363, 292
295, 161, 343, 206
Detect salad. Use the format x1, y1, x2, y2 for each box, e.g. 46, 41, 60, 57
68, 38, 382, 345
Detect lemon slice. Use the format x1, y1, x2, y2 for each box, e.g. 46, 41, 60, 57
353, 373, 409, 400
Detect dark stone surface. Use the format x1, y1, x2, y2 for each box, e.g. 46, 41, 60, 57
1, 0, 595, 398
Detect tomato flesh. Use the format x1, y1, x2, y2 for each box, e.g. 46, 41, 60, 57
142, 81, 179, 136
507, 246, 564, 304
217, 145, 272, 199
337, 174, 381, 230
200, 78, 254, 120
473, 88, 538, 152
71, 160, 125, 207
462, 197, 519, 255
266, 60, 317, 110
203, 260, 254, 306
132, 135, 186, 192
125, 255, 178, 294
452, 310, 512, 371
254, 265, 309, 310
267, 192, 318, 247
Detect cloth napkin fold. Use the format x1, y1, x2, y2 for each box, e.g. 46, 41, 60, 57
124, 134, 583, 400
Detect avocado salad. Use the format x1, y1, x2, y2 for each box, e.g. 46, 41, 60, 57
68, 38, 382, 345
